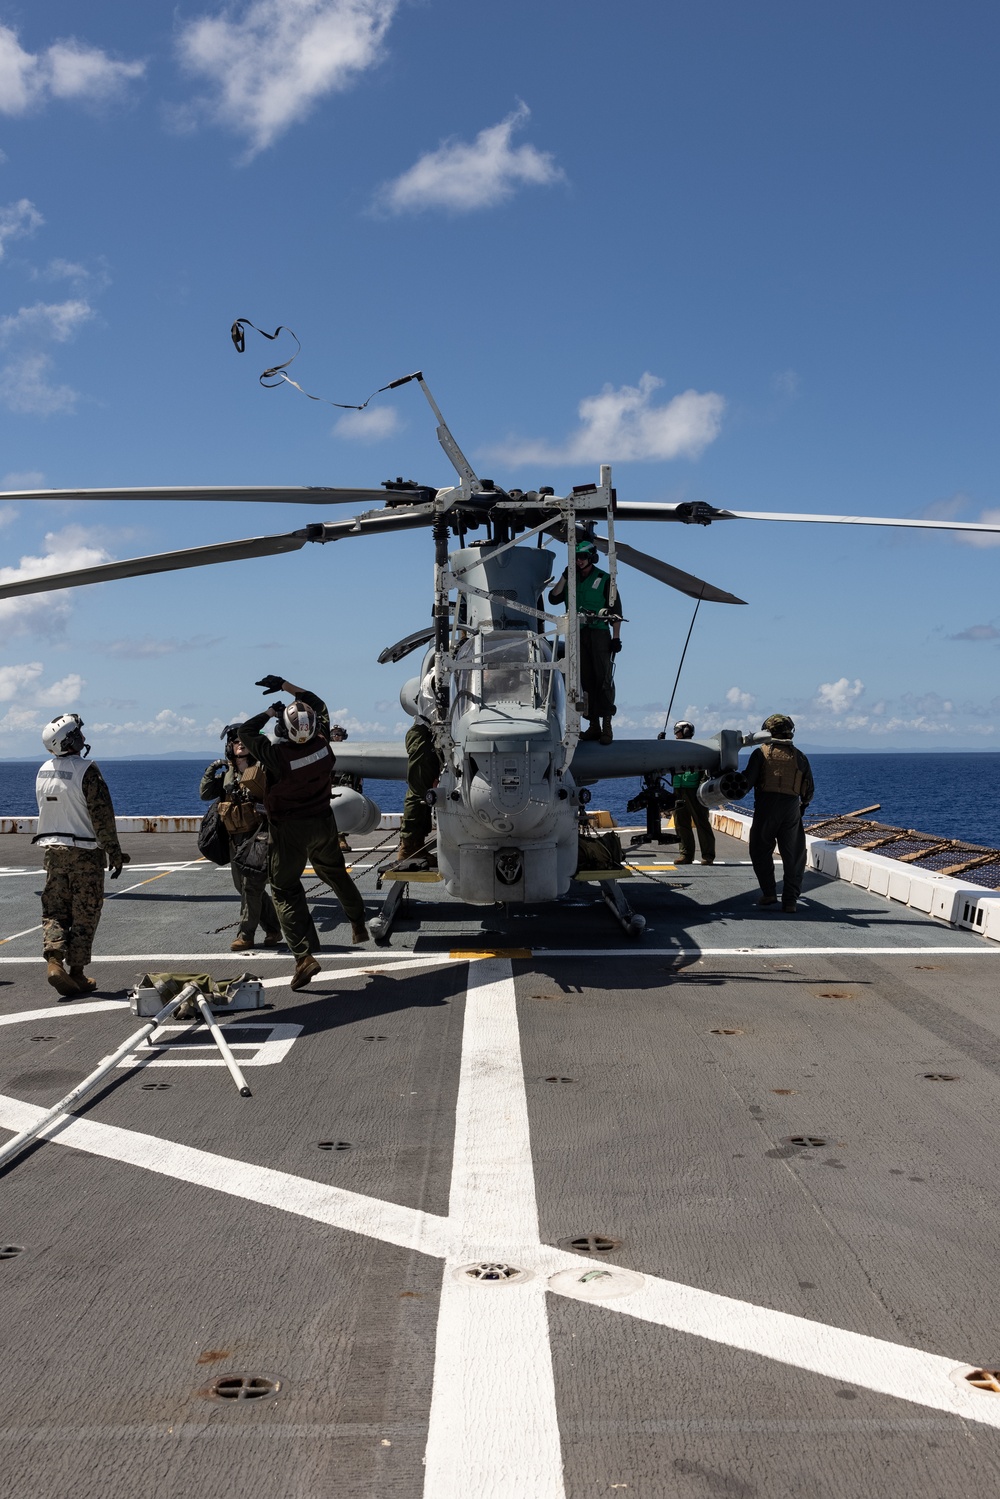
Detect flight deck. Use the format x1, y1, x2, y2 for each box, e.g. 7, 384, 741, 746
2, 825, 1000, 1498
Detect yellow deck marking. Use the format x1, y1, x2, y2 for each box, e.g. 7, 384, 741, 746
449, 948, 533, 960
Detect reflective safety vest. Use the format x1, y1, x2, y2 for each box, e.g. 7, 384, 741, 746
573, 567, 615, 630
758, 742, 804, 797
263, 736, 335, 820
34, 755, 98, 847
672, 768, 702, 791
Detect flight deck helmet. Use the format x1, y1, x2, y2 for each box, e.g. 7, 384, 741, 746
762, 713, 795, 738
283, 701, 317, 744
673, 720, 695, 739
575, 540, 598, 565
41, 713, 88, 758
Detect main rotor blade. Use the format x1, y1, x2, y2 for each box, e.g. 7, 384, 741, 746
592, 535, 746, 605
0, 530, 313, 601
725, 509, 1000, 535
0, 484, 431, 507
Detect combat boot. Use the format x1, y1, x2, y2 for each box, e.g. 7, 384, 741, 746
69, 966, 98, 994
351, 921, 369, 944
46, 957, 78, 997
599, 717, 614, 745
290, 954, 321, 991
230, 935, 254, 951
579, 721, 602, 742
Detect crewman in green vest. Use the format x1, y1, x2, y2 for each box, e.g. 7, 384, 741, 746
548, 540, 623, 743
741, 713, 815, 913
669, 720, 716, 864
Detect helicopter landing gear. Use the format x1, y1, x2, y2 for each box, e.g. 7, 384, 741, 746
599, 878, 646, 938
369, 881, 408, 944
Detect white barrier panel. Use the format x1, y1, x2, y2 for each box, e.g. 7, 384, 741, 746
1, 812, 405, 834
709, 808, 1000, 944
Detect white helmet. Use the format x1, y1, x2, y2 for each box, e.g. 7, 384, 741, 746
283, 701, 317, 744
673, 720, 695, 739
42, 713, 87, 757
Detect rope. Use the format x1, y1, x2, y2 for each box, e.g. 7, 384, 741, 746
231, 319, 415, 413
660, 585, 705, 736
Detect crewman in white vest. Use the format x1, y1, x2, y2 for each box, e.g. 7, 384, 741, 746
34, 714, 130, 996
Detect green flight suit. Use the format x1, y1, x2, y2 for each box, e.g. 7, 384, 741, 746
400, 722, 440, 849
549, 566, 622, 719
200, 759, 278, 943
671, 768, 716, 863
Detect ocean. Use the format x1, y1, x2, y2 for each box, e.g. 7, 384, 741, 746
3, 752, 999, 849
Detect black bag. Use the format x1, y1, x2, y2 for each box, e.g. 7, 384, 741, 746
232, 828, 269, 876
197, 801, 231, 865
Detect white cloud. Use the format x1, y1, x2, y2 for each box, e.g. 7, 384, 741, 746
772, 369, 800, 398
490, 374, 725, 466
0, 298, 94, 344
0, 352, 80, 414
815, 677, 864, 714
0, 525, 110, 641
959, 506, 1000, 550
0, 197, 43, 260
98, 634, 224, 659
333, 405, 399, 441
950, 623, 1000, 641
377, 101, 565, 214
2, 471, 44, 489
177, 0, 398, 155
0, 504, 17, 528
0, 25, 144, 115
725, 686, 755, 711
0, 660, 82, 708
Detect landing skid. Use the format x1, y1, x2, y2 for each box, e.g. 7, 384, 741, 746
599, 877, 646, 937
369, 880, 407, 944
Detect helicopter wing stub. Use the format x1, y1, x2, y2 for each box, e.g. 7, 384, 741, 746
591, 535, 746, 606
0, 485, 431, 507
330, 743, 409, 779
725, 509, 1000, 535
0, 530, 314, 601
572, 738, 723, 780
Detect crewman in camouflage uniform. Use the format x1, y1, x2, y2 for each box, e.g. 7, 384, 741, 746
549, 540, 623, 744
670, 720, 716, 865
34, 713, 130, 997
239, 675, 367, 990
741, 714, 815, 913
397, 668, 441, 866
200, 725, 280, 951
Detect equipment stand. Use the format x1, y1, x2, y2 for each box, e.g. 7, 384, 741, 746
599, 878, 646, 938
370, 880, 407, 943
0, 982, 251, 1173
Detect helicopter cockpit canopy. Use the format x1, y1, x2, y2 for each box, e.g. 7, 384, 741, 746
451, 631, 565, 739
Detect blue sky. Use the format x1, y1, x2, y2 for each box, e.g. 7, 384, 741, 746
0, 0, 998, 756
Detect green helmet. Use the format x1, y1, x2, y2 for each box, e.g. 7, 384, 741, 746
762, 713, 795, 738
575, 540, 598, 559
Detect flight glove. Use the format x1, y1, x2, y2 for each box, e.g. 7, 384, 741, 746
108, 850, 131, 880
610, 639, 623, 655
256, 674, 284, 694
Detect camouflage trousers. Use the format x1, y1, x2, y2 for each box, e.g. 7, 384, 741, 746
400, 722, 440, 847
41, 845, 106, 966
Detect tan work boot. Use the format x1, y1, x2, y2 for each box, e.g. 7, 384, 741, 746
230, 935, 254, 951
261, 931, 282, 948
46, 957, 79, 997
351, 922, 369, 944
69, 967, 98, 994
599, 717, 614, 745
290, 954, 321, 991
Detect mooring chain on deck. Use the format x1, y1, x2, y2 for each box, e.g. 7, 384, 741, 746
207, 828, 403, 934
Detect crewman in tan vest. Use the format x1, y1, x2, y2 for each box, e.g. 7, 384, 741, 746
741, 714, 815, 913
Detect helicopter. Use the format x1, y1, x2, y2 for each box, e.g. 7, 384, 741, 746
1, 353, 999, 940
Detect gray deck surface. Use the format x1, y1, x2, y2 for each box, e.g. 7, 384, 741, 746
1, 826, 999, 1497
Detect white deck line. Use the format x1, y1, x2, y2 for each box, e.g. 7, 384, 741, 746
423, 957, 566, 1497
0, 1092, 449, 1257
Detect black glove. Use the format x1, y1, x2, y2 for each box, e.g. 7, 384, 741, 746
267, 701, 283, 718
610, 638, 623, 655
256, 674, 284, 694
108, 850, 131, 880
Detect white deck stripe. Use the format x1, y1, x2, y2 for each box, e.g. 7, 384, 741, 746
0, 999, 128, 1026
0, 1092, 449, 1257
423, 958, 566, 1498
0, 858, 207, 947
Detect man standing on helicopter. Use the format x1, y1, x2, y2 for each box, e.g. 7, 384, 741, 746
548, 540, 623, 744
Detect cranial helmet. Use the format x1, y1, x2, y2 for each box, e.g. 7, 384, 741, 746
762, 713, 795, 738
42, 713, 87, 757
673, 720, 695, 739
575, 540, 598, 561
330, 723, 348, 742
283, 701, 317, 745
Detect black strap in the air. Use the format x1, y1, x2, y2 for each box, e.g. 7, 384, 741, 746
230, 320, 418, 412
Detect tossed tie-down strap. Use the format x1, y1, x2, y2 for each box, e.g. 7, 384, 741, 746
230, 319, 416, 413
